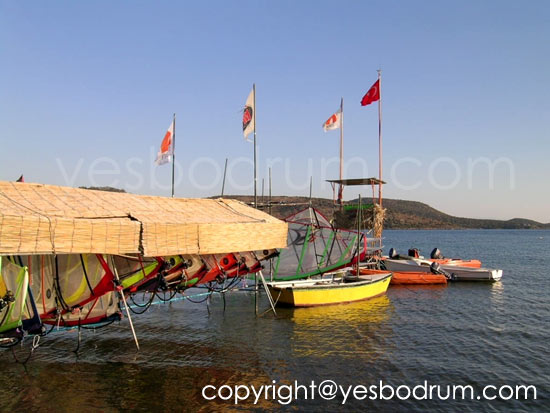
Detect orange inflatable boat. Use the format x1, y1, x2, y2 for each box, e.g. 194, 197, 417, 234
352, 268, 448, 285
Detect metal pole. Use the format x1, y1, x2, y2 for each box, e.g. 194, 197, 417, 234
253, 83, 257, 208
377, 71, 382, 207
110, 256, 140, 350
269, 167, 273, 279
357, 194, 362, 276
171, 113, 176, 198
258, 270, 277, 316
254, 272, 258, 315
309, 176, 313, 207
261, 178, 265, 208
221, 157, 228, 197
268, 167, 272, 215
339, 97, 344, 205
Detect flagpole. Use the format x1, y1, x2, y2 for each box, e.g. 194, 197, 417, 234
221, 157, 228, 197
339, 97, 344, 205
171, 113, 176, 198
377, 70, 382, 207
253, 83, 257, 208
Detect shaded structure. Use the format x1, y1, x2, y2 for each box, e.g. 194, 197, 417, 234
0, 181, 288, 256
326, 177, 386, 239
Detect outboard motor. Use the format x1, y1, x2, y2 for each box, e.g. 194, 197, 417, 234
430, 262, 442, 273
408, 248, 420, 258
430, 262, 453, 280
388, 248, 398, 259
430, 248, 442, 259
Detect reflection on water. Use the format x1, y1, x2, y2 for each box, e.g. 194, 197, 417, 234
288, 295, 393, 359
386, 283, 447, 299
488, 278, 504, 297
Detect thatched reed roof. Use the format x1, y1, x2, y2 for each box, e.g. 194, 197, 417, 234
0, 181, 288, 256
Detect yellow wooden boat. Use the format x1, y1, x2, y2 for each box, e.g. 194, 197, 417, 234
267, 271, 392, 307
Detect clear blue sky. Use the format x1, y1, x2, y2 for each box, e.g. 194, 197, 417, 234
1, 1, 549, 222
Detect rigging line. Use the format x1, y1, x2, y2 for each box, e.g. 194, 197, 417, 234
212, 277, 242, 294
129, 293, 153, 308
128, 291, 156, 314
184, 292, 212, 304
80, 316, 118, 330
155, 289, 177, 302
310, 210, 323, 268
73, 317, 82, 354
217, 199, 266, 222
0, 335, 21, 348
53, 255, 70, 311
11, 335, 40, 365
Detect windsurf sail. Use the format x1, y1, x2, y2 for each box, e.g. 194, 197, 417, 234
272, 207, 368, 281
0, 257, 29, 334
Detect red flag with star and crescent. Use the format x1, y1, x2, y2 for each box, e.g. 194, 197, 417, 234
361, 79, 380, 106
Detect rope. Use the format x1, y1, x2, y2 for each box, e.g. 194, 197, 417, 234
73, 318, 81, 354
217, 199, 266, 222
0, 334, 21, 348
128, 291, 156, 315
11, 334, 40, 365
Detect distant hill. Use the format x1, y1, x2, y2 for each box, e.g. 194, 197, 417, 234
218, 195, 550, 230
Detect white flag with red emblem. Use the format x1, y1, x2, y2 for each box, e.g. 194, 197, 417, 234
243, 88, 255, 141
155, 120, 174, 165
322, 110, 342, 131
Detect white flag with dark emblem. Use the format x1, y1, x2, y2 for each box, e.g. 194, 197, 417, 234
243, 88, 255, 140
322, 110, 342, 131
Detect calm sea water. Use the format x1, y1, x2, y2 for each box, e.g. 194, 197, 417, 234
0, 230, 548, 412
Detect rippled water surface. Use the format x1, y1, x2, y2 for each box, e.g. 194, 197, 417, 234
1, 230, 548, 412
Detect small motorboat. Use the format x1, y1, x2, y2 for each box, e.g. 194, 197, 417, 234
435, 265, 503, 282
382, 257, 502, 282
266, 270, 392, 307
390, 248, 482, 268
352, 267, 448, 285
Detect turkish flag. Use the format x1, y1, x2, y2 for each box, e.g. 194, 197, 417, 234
361, 79, 380, 106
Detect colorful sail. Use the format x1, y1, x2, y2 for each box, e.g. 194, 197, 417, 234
0, 257, 29, 334
272, 207, 367, 281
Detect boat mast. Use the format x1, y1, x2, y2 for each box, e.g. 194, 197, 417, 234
268, 167, 272, 215
339, 97, 344, 205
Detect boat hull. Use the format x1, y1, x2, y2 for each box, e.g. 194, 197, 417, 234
353, 268, 447, 285
442, 267, 503, 281
267, 273, 392, 307
390, 271, 447, 285
434, 259, 481, 268
383, 259, 502, 282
